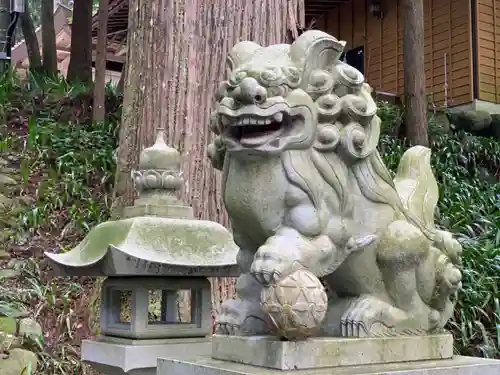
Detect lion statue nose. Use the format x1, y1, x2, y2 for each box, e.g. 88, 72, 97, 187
232, 77, 267, 105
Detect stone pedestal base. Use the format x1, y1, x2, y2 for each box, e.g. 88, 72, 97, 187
157, 356, 500, 375
82, 337, 211, 375
211, 334, 453, 370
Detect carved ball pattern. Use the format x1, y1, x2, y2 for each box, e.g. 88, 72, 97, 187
260, 269, 328, 340
132, 170, 182, 191
146, 174, 157, 187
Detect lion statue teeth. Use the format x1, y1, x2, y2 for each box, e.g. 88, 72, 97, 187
207, 30, 462, 339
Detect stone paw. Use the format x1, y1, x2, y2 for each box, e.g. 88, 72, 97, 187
340, 295, 410, 337
250, 243, 303, 285
441, 263, 462, 294
250, 235, 304, 285
215, 298, 270, 336
206, 136, 226, 170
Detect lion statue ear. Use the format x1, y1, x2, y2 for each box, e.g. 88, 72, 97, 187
226, 41, 262, 76
290, 30, 346, 89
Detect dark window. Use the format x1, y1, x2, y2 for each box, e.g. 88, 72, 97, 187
91, 60, 124, 72
340, 46, 364, 75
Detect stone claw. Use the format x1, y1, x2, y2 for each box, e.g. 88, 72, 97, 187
215, 321, 238, 336
215, 298, 269, 336
341, 296, 372, 337
340, 295, 410, 337
250, 244, 302, 286
250, 265, 281, 285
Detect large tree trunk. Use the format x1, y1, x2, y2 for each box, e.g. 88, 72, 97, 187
20, 0, 43, 73
41, 0, 58, 75
113, 0, 303, 221
67, 0, 93, 83
401, 0, 428, 146
93, 0, 108, 122
113, 0, 304, 313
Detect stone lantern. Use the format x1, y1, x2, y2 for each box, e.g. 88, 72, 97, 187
45, 129, 238, 375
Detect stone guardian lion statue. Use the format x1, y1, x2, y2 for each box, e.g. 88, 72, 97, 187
207, 30, 462, 338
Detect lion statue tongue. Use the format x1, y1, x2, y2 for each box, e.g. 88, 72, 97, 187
207, 30, 462, 339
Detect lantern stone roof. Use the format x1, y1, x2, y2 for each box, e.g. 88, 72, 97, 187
44, 130, 239, 278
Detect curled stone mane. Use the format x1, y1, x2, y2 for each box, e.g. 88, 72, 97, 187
285, 64, 401, 216
286, 68, 437, 242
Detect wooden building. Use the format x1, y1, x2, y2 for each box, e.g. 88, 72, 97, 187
91, 0, 127, 75
93, 0, 500, 110
12, 4, 123, 84
308, 0, 500, 111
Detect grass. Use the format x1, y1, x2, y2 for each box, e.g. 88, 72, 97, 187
0, 70, 120, 374
0, 259, 91, 374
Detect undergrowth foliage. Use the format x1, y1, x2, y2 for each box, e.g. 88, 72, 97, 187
9, 73, 120, 238
1, 259, 88, 374
0, 72, 499, 375
379, 102, 500, 358
22, 113, 117, 235
0, 71, 120, 374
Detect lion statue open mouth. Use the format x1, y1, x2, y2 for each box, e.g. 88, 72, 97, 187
219, 106, 297, 149
207, 30, 462, 339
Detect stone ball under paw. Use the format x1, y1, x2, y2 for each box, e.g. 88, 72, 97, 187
260, 269, 328, 340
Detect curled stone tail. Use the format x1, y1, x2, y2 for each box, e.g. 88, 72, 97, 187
393, 146, 439, 232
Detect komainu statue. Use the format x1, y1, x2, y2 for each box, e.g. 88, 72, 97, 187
207, 30, 462, 339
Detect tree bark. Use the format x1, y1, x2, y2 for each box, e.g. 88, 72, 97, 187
67, 0, 93, 83
41, 0, 58, 75
112, 0, 304, 315
113, 0, 303, 222
93, 0, 108, 122
20, 0, 43, 73
0, 0, 9, 75
117, 60, 125, 93
401, 0, 428, 146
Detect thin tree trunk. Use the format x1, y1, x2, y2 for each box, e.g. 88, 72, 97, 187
67, 0, 93, 83
117, 60, 125, 93
401, 0, 428, 146
112, 0, 303, 220
0, 0, 9, 74
41, 0, 58, 75
93, 0, 108, 122
20, 0, 43, 73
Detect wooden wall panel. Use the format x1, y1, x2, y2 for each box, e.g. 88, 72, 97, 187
476, 0, 500, 103
315, 0, 473, 107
